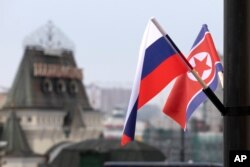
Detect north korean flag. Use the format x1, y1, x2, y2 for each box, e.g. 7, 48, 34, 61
163, 24, 223, 129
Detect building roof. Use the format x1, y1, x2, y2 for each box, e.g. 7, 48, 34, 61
49, 139, 166, 167
3, 47, 92, 111
1, 111, 39, 157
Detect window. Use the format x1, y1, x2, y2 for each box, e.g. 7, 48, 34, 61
42, 78, 53, 93
27, 117, 32, 122
56, 79, 66, 94
69, 80, 79, 94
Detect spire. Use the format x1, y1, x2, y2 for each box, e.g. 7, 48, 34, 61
2, 111, 34, 157
23, 21, 75, 52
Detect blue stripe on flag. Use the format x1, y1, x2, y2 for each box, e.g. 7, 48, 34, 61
124, 98, 138, 139
191, 25, 208, 49
141, 36, 176, 79
216, 63, 223, 72
186, 70, 219, 121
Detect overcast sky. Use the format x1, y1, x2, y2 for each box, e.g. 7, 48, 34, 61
0, 0, 223, 89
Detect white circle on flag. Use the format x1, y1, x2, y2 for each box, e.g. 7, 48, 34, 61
187, 52, 212, 81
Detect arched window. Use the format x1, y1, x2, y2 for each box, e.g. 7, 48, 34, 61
68, 80, 79, 94
56, 79, 66, 94
41, 78, 53, 93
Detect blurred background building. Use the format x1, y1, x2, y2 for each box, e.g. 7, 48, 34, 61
0, 22, 103, 161
86, 83, 131, 112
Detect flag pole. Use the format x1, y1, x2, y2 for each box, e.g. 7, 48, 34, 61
218, 71, 224, 88
151, 17, 226, 115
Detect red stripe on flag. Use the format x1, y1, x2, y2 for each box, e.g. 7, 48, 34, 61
163, 75, 189, 128
138, 54, 188, 108
121, 134, 132, 146
206, 34, 220, 62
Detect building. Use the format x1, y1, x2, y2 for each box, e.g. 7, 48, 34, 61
86, 83, 131, 112
103, 108, 146, 141
0, 22, 103, 154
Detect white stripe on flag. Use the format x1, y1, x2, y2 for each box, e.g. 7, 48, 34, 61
123, 20, 163, 131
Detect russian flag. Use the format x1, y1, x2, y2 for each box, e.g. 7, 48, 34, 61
121, 19, 188, 146
163, 24, 223, 129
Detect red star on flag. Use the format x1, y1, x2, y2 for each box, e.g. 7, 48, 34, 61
193, 55, 211, 77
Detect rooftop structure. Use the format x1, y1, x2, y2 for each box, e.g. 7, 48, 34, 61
23, 21, 75, 53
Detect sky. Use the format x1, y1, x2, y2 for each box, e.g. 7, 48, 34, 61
0, 0, 223, 89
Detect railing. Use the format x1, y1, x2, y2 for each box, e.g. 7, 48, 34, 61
104, 162, 223, 167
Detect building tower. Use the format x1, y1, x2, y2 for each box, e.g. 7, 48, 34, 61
0, 21, 103, 154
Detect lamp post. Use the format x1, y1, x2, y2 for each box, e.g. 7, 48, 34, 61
224, 0, 250, 166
